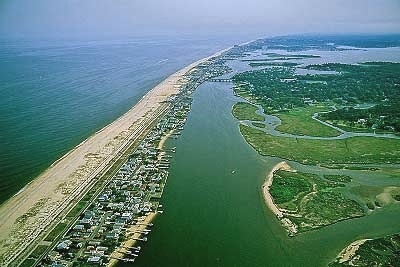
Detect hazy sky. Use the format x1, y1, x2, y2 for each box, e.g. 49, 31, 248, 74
0, 0, 399, 39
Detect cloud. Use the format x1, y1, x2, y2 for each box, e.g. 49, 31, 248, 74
0, 0, 399, 39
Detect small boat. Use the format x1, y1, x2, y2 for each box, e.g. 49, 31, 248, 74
231, 170, 236, 174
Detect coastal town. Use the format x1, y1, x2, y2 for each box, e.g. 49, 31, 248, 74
17, 53, 231, 267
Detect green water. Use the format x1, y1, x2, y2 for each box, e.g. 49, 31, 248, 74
120, 80, 400, 267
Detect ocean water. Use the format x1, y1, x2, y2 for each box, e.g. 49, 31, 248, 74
0, 37, 236, 204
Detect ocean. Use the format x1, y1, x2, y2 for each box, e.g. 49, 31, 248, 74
0, 37, 236, 204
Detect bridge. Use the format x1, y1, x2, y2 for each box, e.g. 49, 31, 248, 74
209, 78, 232, 83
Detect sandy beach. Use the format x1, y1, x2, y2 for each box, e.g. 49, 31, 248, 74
337, 239, 370, 263
107, 212, 157, 267
0, 47, 229, 266
157, 129, 175, 150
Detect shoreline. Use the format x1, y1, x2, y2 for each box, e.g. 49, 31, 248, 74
262, 161, 291, 219
157, 129, 175, 150
108, 119, 173, 266
107, 212, 157, 267
337, 239, 370, 263
0, 46, 231, 266
262, 161, 298, 235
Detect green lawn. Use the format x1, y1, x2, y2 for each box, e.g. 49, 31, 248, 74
274, 106, 341, 137
240, 124, 400, 165
232, 102, 264, 121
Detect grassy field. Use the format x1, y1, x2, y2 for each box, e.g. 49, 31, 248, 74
274, 105, 341, 137
240, 124, 400, 165
232, 102, 264, 121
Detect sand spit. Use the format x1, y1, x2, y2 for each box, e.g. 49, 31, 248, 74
0, 48, 229, 266
262, 161, 298, 235
262, 162, 291, 218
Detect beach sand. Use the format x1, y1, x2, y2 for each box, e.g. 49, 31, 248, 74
107, 212, 157, 267
157, 129, 175, 150
337, 239, 370, 263
262, 162, 298, 235
0, 47, 230, 266
262, 161, 291, 218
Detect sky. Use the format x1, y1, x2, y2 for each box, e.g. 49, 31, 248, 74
0, 0, 399, 40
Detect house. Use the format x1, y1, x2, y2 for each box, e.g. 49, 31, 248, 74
87, 256, 103, 265
73, 224, 85, 231
56, 240, 72, 251
121, 212, 132, 222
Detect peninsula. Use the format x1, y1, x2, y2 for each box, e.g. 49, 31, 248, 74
229, 35, 400, 265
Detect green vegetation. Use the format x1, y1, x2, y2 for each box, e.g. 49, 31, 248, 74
270, 169, 364, 233
19, 258, 36, 267
243, 54, 320, 63
294, 191, 364, 232
30, 245, 48, 258
270, 170, 312, 204
66, 194, 91, 219
249, 62, 300, 67
324, 174, 352, 183
44, 222, 68, 242
240, 124, 400, 165
262, 52, 321, 59
274, 105, 341, 137
320, 104, 400, 133
233, 62, 400, 134
329, 233, 400, 266
251, 122, 266, 128
19, 245, 49, 267
232, 102, 264, 121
